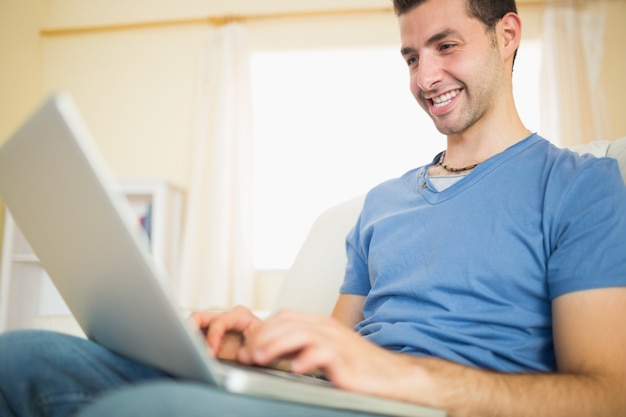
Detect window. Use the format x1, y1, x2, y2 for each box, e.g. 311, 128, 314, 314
251, 41, 542, 269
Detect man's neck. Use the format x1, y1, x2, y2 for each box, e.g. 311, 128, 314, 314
429, 104, 530, 176
443, 100, 530, 169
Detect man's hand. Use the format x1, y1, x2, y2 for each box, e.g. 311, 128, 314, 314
237, 309, 409, 395
189, 305, 262, 361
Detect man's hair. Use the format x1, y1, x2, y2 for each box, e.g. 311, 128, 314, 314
392, 0, 517, 32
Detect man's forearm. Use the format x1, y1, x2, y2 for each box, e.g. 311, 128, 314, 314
393, 356, 626, 417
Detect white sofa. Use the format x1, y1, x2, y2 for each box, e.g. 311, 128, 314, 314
28, 137, 626, 334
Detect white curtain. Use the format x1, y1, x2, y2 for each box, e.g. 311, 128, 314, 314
178, 23, 254, 311
540, 0, 609, 147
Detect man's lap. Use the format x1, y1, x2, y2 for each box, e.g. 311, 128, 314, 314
0, 329, 383, 417
76, 381, 386, 417
0, 329, 168, 417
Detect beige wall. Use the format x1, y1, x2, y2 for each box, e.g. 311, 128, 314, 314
0, 0, 44, 141
602, 1, 626, 139
40, 25, 205, 186
1, 0, 625, 305
0, 0, 46, 266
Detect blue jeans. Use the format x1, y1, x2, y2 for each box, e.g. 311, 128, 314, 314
0, 330, 383, 417
0, 329, 167, 417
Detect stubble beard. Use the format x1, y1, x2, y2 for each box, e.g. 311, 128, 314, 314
427, 48, 503, 137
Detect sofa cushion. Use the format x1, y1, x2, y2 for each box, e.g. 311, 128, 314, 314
607, 136, 626, 183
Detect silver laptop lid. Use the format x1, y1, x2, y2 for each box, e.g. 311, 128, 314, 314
0, 93, 219, 383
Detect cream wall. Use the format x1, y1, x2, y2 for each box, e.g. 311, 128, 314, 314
40, 25, 205, 186
602, 1, 626, 139
0, 0, 46, 267
0, 0, 44, 141
1, 0, 625, 307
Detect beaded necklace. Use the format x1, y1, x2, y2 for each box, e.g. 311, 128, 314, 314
437, 151, 480, 173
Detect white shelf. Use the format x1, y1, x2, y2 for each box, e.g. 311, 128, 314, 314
0, 179, 184, 332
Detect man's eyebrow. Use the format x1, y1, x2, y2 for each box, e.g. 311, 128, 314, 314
400, 46, 417, 57
400, 28, 459, 56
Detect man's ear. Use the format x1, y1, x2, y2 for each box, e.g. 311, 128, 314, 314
498, 12, 522, 61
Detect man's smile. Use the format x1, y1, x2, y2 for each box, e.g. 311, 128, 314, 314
430, 88, 461, 108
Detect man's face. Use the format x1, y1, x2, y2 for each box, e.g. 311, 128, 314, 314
399, 0, 504, 136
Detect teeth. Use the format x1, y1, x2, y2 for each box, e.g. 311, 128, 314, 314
432, 89, 460, 107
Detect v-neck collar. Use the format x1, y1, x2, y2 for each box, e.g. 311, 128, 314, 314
416, 133, 541, 204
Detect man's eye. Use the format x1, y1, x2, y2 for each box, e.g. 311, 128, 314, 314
440, 43, 455, 51
406, 56, 418, 66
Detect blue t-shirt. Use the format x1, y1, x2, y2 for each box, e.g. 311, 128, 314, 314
341, 134, 626, 373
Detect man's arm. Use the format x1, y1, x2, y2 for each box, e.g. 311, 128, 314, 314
239, 287, 626, 417
390, 286, 626, 417
331, 294, 365, 328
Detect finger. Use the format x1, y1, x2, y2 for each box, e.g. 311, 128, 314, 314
215, 331, 245, 360
206, 306, 260, 353
245, 311, 332, 366
189, 310, 222, 331
289, 344, 336, 375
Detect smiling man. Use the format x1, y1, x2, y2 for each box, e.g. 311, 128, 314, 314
400, 0, 529, 172
1, 0, 626, 416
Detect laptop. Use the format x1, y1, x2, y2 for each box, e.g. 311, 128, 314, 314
0, 94, 445, 417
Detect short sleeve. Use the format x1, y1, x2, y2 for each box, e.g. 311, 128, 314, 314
340, 213, 372, 296
547, 157, 626, 299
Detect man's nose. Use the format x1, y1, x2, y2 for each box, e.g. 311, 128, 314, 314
416, 54, 442, 92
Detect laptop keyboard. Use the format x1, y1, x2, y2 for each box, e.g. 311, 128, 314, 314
220, 360, 333, 387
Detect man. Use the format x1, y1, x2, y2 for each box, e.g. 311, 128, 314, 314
1, 0, 626, 416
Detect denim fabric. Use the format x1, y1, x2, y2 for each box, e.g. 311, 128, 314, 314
0, 330, 383, 417
76, 381, 385, 417
0, 330, 169, 417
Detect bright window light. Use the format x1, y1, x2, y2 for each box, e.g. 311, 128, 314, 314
251, 41, 542, 269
